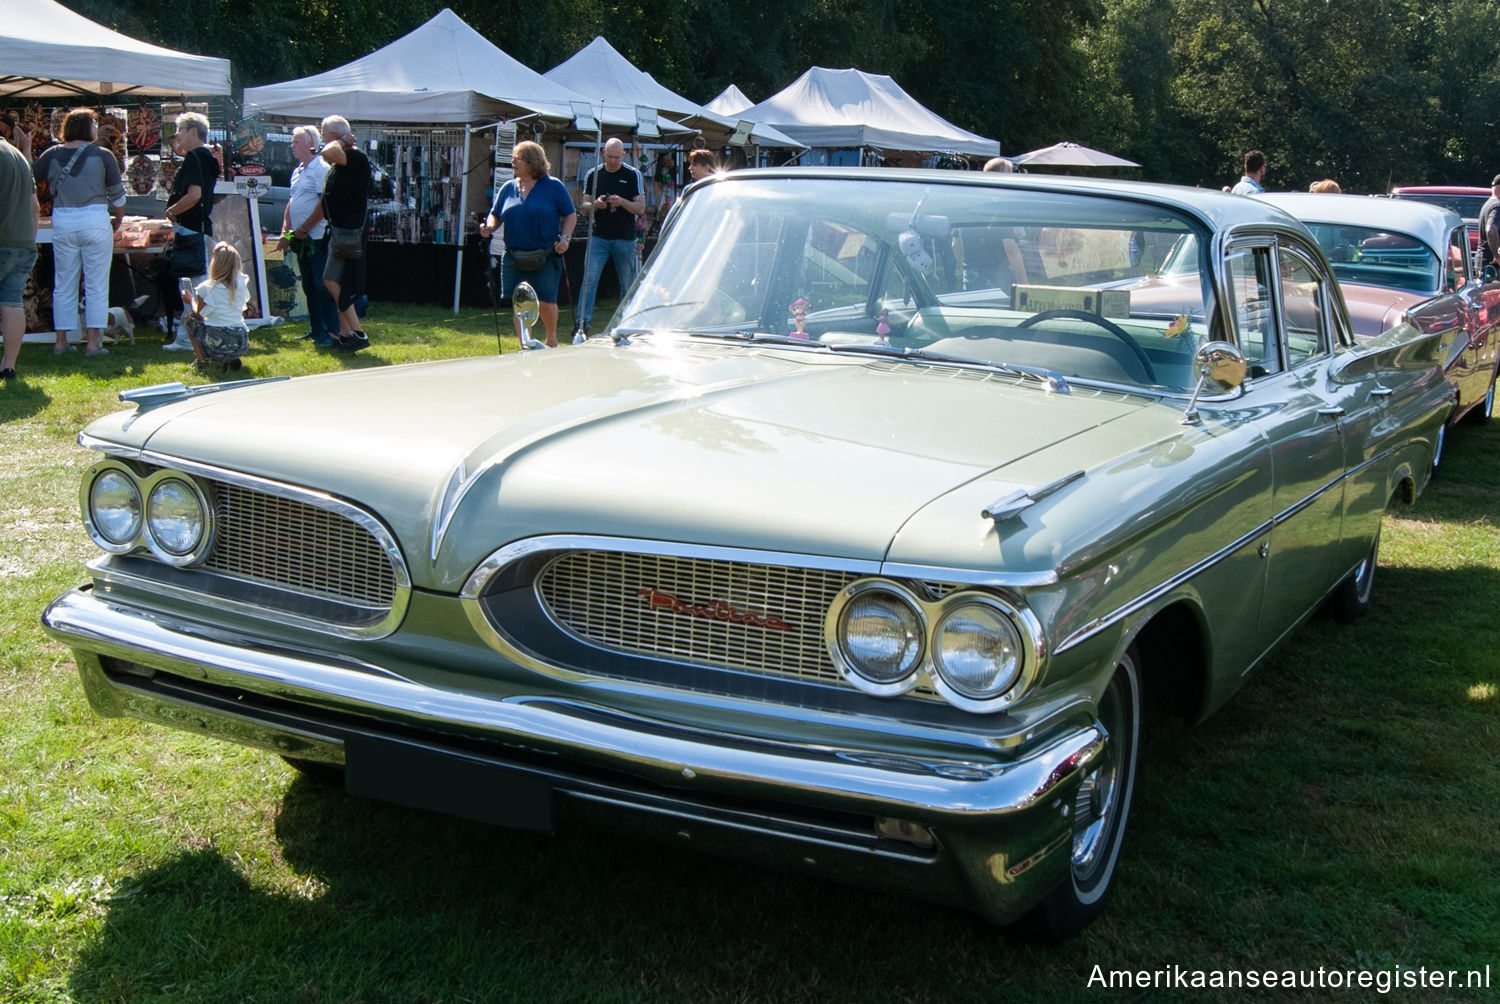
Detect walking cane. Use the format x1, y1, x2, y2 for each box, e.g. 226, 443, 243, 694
488, 252, 504, 355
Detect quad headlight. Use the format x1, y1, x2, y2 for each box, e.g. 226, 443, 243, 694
828, 580, 1041, 712
837, 585, 924, 693
86, 468, 142, 549
144, 477, 209, 562
931, 601, 1024, 702
82, 462, 213, 565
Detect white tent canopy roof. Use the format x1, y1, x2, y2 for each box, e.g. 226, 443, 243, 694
0, 0, 230, 99
242, 9, 665, 128
704, 85, 754, 117
743, 66, 999, 157
547, 38, 804, 148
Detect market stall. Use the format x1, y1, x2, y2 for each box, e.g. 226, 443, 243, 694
241, 8, 686, 312
2, 0, 238, 340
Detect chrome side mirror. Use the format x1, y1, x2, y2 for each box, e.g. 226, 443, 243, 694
1181, 341, 1247, 425
514, 282, 546, 350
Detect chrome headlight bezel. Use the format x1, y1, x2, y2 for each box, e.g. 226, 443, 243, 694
80, 461, 215, 566
826, 579, 1045, 713
826, 579, 926, 696
82, 462, 143, 552
929, 596, 1033, 712
142, 473, 214, 565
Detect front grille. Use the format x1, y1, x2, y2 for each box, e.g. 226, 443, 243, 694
204, 481, 397, 609
537, 550, 857, 685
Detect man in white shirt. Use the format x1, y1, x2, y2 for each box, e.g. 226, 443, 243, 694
278, 125, 339, 346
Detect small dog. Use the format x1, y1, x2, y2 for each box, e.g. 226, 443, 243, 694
103, 306, 135, 345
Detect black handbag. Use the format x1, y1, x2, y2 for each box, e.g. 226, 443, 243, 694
507, 246, 551, 270
329, 226, 363, 261
164, 231, 205, 277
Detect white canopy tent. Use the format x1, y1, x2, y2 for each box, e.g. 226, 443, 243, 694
0, 0, 231, 99
244, 8, 620, 126
742, 67, 999, 159
704, 85, 754, 117
546, 37, 805, 150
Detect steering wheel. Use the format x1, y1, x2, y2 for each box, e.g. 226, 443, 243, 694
1016, 309, 1158, 383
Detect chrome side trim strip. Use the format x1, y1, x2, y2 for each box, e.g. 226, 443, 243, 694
44, 586, 1104, 821
1054, 442, 1405, 654
879, 562, 1059, 588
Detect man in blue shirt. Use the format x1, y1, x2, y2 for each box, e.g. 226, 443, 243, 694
576, 138, 644, 335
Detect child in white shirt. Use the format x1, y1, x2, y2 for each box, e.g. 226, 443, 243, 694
184, 241, 250, 370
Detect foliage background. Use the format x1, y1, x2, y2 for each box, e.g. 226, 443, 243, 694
52, 0, 1500, 192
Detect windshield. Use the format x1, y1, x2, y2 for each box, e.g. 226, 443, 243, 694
1302, 222, 1441, 294
1393, 192, 1486, 221
615, 176, 1217, 392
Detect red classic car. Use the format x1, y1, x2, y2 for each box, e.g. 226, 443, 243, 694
1390, 185, 1489, 260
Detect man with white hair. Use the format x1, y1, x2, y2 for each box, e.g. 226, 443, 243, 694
278, 125, 338, 346
576, 137, 644, 335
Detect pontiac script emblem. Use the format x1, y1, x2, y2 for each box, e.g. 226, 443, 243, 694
636, 587, 793, 632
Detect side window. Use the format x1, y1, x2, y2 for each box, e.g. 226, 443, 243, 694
1225, 247, 1280, 375
1277, 245, 1329, 367
1448, 227, 1469, 289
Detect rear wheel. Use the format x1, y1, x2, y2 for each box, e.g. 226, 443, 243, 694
1032, 648, 1141, 941
1326, 528, 1379, 622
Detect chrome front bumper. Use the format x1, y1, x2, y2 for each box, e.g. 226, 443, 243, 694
43, 585, 1103, 924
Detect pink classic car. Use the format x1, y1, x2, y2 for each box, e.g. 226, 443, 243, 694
1259, 192, 1500, 432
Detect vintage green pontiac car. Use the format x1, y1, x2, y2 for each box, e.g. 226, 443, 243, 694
44, 170, 1452, 939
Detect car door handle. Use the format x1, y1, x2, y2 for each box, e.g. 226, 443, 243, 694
1317, 407, 1346, 418
1370, 385, 1394, 398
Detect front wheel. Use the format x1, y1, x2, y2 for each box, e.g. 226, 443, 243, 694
1031, 649, 1141, 941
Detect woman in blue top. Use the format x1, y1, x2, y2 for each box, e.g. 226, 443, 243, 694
479, 141, 577, 347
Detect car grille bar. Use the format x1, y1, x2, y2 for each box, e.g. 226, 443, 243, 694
537, 549, 856, 685
205, 481, 398, 608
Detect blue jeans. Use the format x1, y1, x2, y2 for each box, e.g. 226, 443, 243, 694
295, 234, 339, 337
578, 236, 639, 329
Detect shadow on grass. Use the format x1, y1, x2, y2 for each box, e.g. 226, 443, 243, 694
68, 774, 1035, 1002
64, 566, 1498, 1000
0, 374, 51, 421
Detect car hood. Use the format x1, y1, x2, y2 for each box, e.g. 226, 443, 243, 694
88, 340, 1191, 591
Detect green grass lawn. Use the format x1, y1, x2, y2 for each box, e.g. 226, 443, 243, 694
2, 307, 1497, 1002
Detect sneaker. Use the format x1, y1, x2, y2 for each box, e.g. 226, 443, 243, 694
337, 333, 370, 352
163, 338, 194, 351
228, 358, 242, 371
85, 347, 109, 356
312, 334, 336, 347
0, 367, 15, 381
297, 331, 319, 341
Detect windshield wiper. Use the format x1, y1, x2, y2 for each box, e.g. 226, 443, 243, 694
832, 343, 1069, 393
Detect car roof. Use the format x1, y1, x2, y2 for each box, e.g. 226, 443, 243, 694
714, 167, 1312, 236
1254, 192, 1462, 255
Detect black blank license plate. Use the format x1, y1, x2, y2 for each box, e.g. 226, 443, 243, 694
344, 735, 553, 832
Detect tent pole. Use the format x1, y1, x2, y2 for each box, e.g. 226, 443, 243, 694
453, 129, 471, 314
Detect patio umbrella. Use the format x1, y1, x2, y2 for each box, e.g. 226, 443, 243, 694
1012, 141, 1138, 168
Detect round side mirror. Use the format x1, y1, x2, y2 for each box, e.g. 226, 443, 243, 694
1193, 340, 1247, 391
